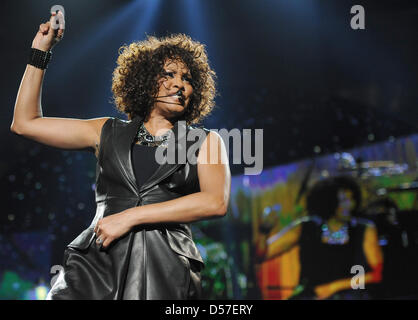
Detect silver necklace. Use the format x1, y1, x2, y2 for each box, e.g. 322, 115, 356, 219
135, 122, 172, 147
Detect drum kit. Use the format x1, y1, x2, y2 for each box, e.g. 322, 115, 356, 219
335, 152, 418, 249
335, 152, 411, 179
335, 152, 417, 201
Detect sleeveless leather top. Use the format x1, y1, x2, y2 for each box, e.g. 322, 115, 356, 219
66, 115, 210, 266
131, 144, 160, 189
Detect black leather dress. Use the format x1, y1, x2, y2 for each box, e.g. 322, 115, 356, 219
46, 116, 209, 300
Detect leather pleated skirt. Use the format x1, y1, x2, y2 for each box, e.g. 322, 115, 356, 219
46, 227, 202, 300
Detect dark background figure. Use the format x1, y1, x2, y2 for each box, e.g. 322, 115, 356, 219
256, 176, 383, 299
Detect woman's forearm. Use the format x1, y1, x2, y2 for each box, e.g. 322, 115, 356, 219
316, 270, 382, 298
124, 191, 227, 226
11, 65, 45, 132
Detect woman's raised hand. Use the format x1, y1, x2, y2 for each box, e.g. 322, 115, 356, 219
31, 10, 65, 52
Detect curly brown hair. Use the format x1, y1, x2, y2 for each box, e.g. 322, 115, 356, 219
111, 34, 217, 125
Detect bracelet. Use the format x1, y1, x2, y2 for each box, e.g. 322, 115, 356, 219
28, 48, 52, 70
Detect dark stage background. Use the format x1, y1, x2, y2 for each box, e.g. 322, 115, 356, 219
0, 0, 417, 299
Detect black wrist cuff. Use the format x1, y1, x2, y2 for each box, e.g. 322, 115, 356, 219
28, 48, 52, 70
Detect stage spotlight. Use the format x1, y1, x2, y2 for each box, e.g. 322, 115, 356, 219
55, 0, 160, 76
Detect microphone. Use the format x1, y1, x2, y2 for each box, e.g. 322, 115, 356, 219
156, 90, 184, 99
154, 90, 185, 106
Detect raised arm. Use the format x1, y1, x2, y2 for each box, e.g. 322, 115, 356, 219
10, 10, 110, 158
